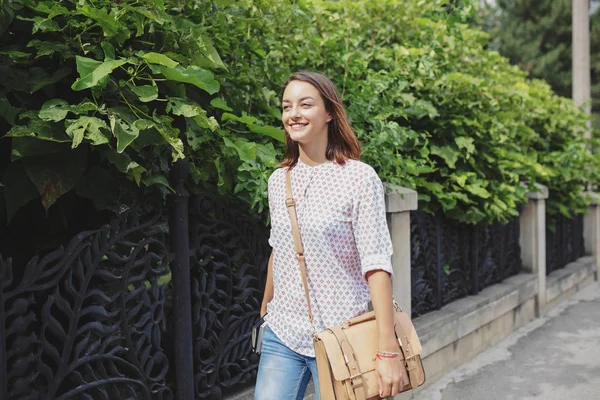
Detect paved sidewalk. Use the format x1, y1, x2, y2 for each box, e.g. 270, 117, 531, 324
415, 281, 600, 400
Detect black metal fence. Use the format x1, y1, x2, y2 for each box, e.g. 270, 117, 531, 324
0, 209, 174, 400
546, 214, 585, 275
410, 211, 523, 317
187, 194, 269, 398
0, 161, 268, 400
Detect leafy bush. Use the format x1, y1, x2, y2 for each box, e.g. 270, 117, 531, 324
204, 0, 598, 223
0, 0, 597, 244
0, 0, 283, 220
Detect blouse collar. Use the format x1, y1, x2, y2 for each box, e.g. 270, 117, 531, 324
296, 158, 333, 170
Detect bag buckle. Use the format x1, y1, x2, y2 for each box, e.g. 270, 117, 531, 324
286, 198, 295, 207
343, 353, 356, 365
349, 372, 362, 380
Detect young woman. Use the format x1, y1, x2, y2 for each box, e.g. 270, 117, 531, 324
255, 72, 403, 399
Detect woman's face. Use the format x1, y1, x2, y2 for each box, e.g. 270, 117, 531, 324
281, 80, 332, 145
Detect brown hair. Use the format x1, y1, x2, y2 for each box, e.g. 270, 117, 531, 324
280, 71, 361, 168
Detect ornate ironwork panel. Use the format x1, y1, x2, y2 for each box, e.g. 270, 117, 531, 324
410, 211, 439, 316
410, 211, 471, 317
439, 217, 472, 306
410, 211, 522, 317
188, 196, 270, 399
0, 209, 172, 400
475, 218, 522, 291
546, 214, 585, 275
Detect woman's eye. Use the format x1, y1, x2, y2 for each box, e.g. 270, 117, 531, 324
302, 103, 312, 108
283, 106, 291, 111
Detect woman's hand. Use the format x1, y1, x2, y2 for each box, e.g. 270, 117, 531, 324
365, 270, 404, 397
376, 354, 404, 398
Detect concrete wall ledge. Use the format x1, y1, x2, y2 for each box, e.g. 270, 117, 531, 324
583, 191, 600, 205
385, 185, 418, 213
414, 273, 537, 358
524, 183, 549, 199
546, 256, 596, 307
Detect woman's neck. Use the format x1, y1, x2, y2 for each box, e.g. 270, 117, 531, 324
298, 135, 328, 166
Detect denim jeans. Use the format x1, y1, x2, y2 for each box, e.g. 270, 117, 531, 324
254, 326, 320, 400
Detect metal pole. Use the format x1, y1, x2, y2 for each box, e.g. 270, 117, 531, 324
168, 159, 195, 400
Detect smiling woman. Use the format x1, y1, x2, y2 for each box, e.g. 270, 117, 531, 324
279, 72, 361, 169
281, 81, 331, 150
254, 72, 406, 400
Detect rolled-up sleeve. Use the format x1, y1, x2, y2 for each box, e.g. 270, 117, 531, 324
352, 168, 394, 280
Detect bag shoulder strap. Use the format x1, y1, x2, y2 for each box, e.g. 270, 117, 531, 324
285, 168, 317, 333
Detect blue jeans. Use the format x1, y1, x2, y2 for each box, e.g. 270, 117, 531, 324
254, 326, 320, 400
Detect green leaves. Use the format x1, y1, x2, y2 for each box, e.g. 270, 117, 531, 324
430, 145, 460, 169
157, 65, 219, 95
141, 52, 178, 69
166, 97, 204, 118
210, 98, 232, 111
109, 115, 139, 153
465, 184, 491, 199
38, 99, 97, 122
130, 85, 158, 102
65, 117, 110, 148
78, 5, 129, 43
221, 113, 285, 142
39, 99, 74, 122
248, 124, 285, 143
1, 0, 595, 227
105, 149, 146, 186
190, 33, 227, 71
71, 56, 127, 91
7, 116, 71, 143
223, 137, 256, 163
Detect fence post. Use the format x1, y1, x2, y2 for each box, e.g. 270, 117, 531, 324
168, 159, 195, 400
0, 257, 7, 400
519, 184, 548, 315
583, 192, 600, 278
385, 185, 418, 317
469, 226, 479, 295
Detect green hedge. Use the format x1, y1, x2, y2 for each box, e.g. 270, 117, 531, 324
0, 0, 598, 230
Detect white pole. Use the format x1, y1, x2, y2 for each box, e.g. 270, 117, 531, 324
572, 0, 592, 135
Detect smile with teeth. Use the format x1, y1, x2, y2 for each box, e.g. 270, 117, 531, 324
289, 122, 308, 130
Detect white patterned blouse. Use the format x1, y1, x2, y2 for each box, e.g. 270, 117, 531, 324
265, 158, 394, 357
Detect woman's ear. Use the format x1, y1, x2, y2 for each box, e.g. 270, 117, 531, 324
327, 113, 333, 123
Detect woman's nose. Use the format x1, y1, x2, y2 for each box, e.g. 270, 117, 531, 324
291, 107, 301, 119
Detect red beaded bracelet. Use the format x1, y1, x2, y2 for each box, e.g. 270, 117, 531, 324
376, 353, 400, 360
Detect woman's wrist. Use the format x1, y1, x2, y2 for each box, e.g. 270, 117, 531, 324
378, 335, 400, 352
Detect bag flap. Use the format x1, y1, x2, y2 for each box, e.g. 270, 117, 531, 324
394, 310, 423, 355
317, 330, 351, 381
317, 319, 379, 382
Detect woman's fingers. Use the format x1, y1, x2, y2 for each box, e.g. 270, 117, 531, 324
380, 377, 392, 398
391, 375, 401, 396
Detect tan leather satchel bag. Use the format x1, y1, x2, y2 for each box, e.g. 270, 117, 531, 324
285, 169, 425, 400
